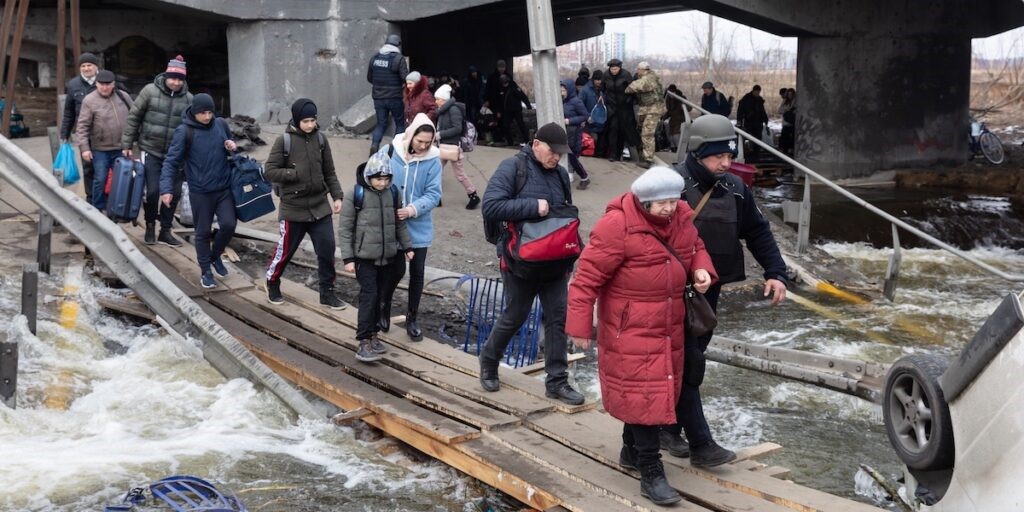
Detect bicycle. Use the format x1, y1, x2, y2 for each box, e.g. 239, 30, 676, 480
968, 117, 1005, 164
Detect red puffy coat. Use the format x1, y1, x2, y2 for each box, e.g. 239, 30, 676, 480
566, 192, 716, 425
404, 76, 438, 125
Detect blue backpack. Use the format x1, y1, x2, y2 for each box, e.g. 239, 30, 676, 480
229, 154, 275, 222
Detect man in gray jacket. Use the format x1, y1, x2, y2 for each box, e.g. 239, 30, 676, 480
75, 70, 133, 210
121, 55, 193, 246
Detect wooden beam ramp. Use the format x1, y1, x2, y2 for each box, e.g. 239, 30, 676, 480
114, 225, 884, 512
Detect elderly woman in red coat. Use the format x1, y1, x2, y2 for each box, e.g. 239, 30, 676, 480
404, 71, 437, 125
566, 166, 716, 507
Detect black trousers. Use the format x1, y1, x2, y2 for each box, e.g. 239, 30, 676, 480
480, 269, 570, 390
355, 257, 405, 340
623, 423, 662, 467
189, 188, 236, 274
265, 215, 337, 292
381, 247, 427, 314
664, 283, 722, 449
501, 110, 529, 145
606, 109, 641, 160
143, 153, 182, 230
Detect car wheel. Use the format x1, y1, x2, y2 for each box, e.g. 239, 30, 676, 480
883, 353, 955, 471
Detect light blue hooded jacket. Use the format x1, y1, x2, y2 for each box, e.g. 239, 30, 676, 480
388, 113, 443, 248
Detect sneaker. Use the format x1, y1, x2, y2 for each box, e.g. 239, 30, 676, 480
577, 177, 591, 190
211, 257, 229, 277
157, 229, 183, 247
144, 223, 156, 245
466, 192, 480, 210
369, 335, 388, 355
545, 383, 585, 405
200, 271, 216, 289
690, 441, 737, 468
659, 430, 690, 458
320, 291, 347, 310
355, 339, 382, 363
266, 280, 284, 305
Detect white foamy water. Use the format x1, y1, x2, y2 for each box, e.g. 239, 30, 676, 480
0, 269, 478, 511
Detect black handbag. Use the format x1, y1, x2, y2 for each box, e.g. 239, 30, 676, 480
651, 235, 718, 339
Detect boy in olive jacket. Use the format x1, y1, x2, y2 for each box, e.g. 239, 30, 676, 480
263, 99, 346, 309
339, 150, 413, 362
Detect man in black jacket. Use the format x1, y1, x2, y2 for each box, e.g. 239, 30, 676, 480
60, 52, 100, 204
367, 34, 409, 155
603, 59, 642, 163
664, 114, 788, 467
735, 84, 769, 159
479, 123, 585, 406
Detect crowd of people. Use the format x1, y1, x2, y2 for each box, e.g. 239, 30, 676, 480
62, 35, 793, 507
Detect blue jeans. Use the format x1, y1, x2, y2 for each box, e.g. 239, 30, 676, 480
90, 149, 122, 210
372, 98, 406, 148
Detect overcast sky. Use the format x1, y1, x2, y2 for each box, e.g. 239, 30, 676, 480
605, 12, 1024, 60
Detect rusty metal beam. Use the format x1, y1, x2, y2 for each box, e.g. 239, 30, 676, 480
2, 0, 30, 138
56, 0, 66, 102
0, 0, 17, 85
70, 0, 80, 62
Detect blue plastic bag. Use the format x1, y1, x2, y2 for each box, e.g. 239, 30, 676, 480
589, 101, 607, 127
54, 143, 80, 185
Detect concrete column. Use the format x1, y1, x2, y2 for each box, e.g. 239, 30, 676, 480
227, 18, 394, 123
795, 35, 971, 179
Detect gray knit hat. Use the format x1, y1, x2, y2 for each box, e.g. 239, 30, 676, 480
631, 166, 685, 203
406, 71, 422, 83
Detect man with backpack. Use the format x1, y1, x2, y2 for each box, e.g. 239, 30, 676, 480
122, 55, 194, 247
74, 70, 133, 210
434, 84, 480, 209
159, 93, 237, 289
262, 98, 346, 309
478, 122, 585, 406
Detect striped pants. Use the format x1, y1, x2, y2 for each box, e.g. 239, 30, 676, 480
265, 215, 337, 292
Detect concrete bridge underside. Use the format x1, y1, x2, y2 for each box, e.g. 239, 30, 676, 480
11, 0, 1024, 178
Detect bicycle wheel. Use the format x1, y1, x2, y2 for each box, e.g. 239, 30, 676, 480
979, 131, 1005, 164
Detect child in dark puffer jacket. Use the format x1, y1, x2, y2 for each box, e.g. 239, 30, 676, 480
338, 150, 414, 362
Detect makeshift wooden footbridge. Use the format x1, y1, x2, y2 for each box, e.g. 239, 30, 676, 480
99, 223, 884, 512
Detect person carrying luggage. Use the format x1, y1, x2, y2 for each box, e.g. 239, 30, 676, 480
74, 69, 133, 210
262, 99, 347, 309
339, 152, 414, 362
159, 93, 237, 289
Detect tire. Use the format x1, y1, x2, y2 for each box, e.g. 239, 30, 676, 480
979, 131, 1005, 164
883, 354, 955, 471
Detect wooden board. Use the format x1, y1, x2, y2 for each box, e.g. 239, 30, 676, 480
270, 277, 593, 414
96, 296, 156, 321
518, 352, 586, 375
208, 293, 525, 431
201, 301, 478, 444
135, 243, 203, 297
233, 287, 554, 419
527, 410, 882, 512
125, 224, 254, 292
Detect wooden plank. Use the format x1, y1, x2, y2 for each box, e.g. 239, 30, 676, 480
518, 352, 586, 375
97, 296, 156, 322
124, 225, 254, 292
200, 301, 477, 444
270, 278, 593, 414
487, 428, 714, 512
233, 287, 553, 419
136, 243, 202, 297
733, 443, 783, 463
208, 293, 525, 431
331, 408, 373, 426
527, 410, 882, 512
756, 466, 792, 480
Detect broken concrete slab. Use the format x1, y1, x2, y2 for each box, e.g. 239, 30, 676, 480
335, 93, 378, 134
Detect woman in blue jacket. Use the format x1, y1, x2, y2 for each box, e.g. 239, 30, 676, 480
160, 93, 238, 289
561, 79, 590, 189
379, 112, 442, 341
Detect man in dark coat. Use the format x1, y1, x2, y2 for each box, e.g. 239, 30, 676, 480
603, 59, 642, 163
735, 84, 769, 159
459, 65, 485, 125
479, 123, 584, 406
497, 75, 531, 146
367, 34, 409, 156
60, 52, 100, 204
700, 81, 732, 117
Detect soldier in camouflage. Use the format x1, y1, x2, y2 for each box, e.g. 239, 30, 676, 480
625, 61, 665, 169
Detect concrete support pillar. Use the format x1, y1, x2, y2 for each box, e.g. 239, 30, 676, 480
796, 35, 971, 179
227, 18, 395, 123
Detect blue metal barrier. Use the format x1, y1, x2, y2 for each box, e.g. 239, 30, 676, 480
456, 275, 542, 368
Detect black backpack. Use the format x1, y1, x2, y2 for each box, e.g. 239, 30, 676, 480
483, 154, 571, 244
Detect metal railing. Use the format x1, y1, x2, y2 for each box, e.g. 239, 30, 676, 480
0, 135, 321, 419
666, 91, 1024, 299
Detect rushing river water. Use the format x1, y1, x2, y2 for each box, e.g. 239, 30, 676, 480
1, 184, 1021, 511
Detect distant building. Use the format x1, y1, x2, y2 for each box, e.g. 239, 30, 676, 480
606, 32, 626, 61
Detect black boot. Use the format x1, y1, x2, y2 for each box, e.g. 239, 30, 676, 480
369, 144, 379, 157
144, 222, 156, 245
659, 430, 690, 458
465, 192, 480, 210
378, 301, 391, 332
639, 461, 681, 506
619, 444, 638, 471
479, 354, 500, 392
406, 310, 423, 341
690, 441, 736, 468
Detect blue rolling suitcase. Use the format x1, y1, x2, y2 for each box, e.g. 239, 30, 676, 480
106, 157, 146, 223
229, 154, 275, 222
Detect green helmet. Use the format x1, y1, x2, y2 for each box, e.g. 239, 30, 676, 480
686, 114, 736, 153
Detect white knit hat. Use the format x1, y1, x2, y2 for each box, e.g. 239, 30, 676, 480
631, 166, 685, 203
434, 84, 452, 101
406, 71, 421, 83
